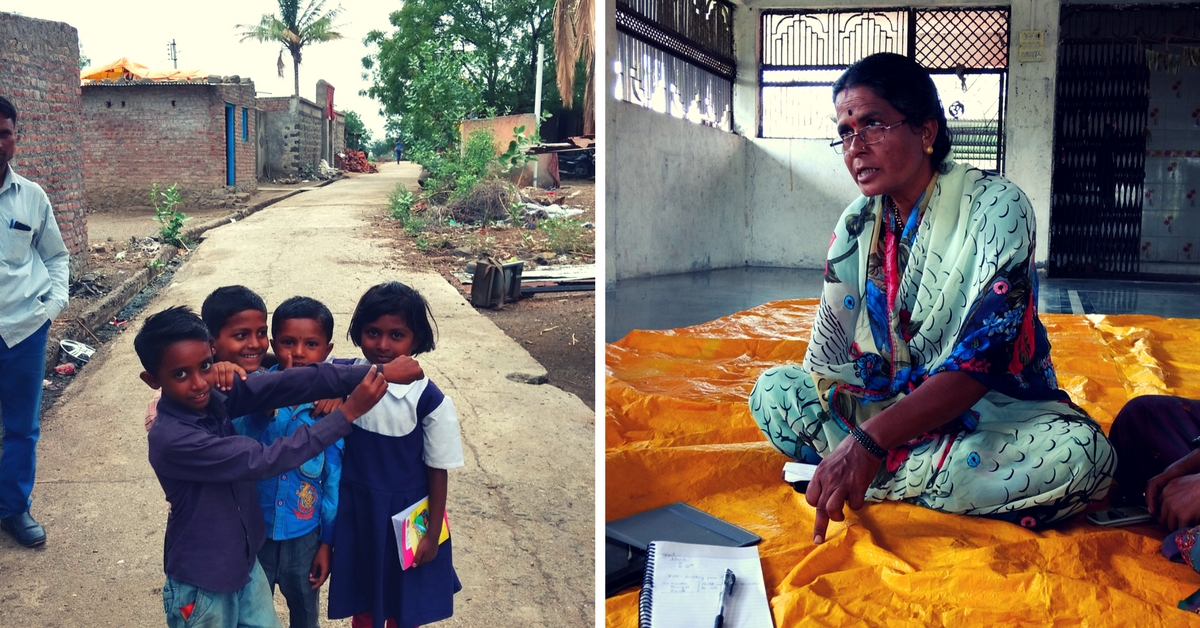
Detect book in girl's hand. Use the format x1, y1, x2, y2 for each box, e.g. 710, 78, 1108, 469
391, 496, 451, 570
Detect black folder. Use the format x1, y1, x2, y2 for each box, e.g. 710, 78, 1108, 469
604, 502, 761, 598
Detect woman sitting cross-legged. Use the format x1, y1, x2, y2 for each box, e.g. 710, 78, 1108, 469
749, 52, 1116, 544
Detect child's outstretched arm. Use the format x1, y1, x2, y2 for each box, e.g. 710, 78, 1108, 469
412, 468, 448, 568
380, 355, 424, 384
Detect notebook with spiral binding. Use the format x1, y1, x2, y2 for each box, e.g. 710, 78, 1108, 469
637, 541, 772, 628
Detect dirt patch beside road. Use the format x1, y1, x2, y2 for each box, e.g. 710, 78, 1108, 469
370, 178, 596, 410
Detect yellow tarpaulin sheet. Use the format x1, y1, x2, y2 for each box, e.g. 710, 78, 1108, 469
81, 57, 206, 82
606, 299, 1200, 627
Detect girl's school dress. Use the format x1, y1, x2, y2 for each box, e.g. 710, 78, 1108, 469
328, 373, 464, 628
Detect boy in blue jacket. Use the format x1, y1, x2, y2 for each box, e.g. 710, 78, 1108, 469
236, 296, 343, 628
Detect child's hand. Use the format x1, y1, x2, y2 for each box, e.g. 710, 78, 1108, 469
313, 397, 344, 417
412, 531, 440, 567
380, 355, 423, 385
211, 361, 248, 391
278, 351, 293, 371
309, 542, 332, 589
341, 366, 388, 422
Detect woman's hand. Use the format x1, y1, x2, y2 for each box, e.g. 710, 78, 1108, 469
806, 435, 883, 544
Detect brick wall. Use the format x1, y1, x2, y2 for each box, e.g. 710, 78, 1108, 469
0, 12, 88, 279
333, 111, 345, 159
258, 95, 326, 177
82, 81, 257, 211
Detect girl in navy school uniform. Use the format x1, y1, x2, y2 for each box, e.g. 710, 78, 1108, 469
328, 282, 463, 628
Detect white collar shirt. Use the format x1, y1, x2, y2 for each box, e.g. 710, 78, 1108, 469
0, 165, 70, 346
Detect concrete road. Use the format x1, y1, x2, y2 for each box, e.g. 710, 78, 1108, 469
0, 163, 596, 626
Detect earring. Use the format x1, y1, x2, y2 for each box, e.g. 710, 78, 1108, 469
924, 145, 933, 155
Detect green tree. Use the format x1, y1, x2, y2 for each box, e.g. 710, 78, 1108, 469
238, 0, 344, 98
361, 0, 557, 150
343, 110, 371, 151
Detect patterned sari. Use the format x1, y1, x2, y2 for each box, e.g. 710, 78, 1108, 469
750, 160, 1115, 527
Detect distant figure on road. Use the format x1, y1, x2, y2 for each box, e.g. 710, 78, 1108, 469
394, 139, 403, 164
0, 95, 70, 549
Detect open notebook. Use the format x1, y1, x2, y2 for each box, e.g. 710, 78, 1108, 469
638, 541, 773, 628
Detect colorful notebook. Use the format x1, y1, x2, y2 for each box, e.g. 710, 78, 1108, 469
391, 496, 450, 570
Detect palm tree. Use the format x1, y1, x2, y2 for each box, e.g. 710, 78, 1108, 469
238, 0, 344, 98
553, 0, 594, 134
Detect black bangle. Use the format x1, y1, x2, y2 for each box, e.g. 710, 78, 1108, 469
850, 426, 887, 459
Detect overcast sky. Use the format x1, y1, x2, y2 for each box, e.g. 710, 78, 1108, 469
1, 0, 399, 140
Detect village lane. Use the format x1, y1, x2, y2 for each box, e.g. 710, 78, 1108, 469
0, 163, 596, 626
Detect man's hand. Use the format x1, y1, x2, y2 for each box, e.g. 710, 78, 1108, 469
1156, 474, 1200, 531
309, 543, 332, 589
411, 531, 440, 567
211, 361, 247, 392
380, 355, 423, 385
806, 433, 882, 544
312, 397, 343, 417
340, 366, 388, 422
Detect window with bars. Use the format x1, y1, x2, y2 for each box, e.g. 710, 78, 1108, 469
760, 7, 1009, 172
614, 0, 736, 130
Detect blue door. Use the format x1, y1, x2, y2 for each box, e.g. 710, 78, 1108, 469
225, 103, 235, 186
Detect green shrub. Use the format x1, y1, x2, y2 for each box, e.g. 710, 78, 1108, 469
539, 218, 588, 255
388, 185, 415, 223
150, 183, 190, 248
403, 216, 427, 237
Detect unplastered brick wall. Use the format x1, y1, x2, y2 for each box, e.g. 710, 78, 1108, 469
259, 95, 338, 177
333, 111, 345, 157
82, 81, 258, 212
0, 12, 88, 279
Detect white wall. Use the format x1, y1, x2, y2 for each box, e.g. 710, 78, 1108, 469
606, 0, 750, 284
1004, 0, 1060, 263
607, 101, 750, 282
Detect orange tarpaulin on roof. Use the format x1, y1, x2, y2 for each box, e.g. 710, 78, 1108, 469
81, 57, 206, 82
606, 300, 1200, 627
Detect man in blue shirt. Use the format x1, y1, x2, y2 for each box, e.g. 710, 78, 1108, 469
0, 95, 70, 548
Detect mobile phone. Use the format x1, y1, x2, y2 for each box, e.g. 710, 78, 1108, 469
783, 462, 818, 493
1086, 506, 1153, 527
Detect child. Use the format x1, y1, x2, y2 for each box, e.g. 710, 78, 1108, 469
136, 305, 424, 627
327, 282, 464, 628
144, 285, 269, 431
237, 296, 343, 628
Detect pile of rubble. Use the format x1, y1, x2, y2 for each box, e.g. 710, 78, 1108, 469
336, 150, 378, 173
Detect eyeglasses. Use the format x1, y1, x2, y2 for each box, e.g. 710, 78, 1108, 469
829, 120, 911, 154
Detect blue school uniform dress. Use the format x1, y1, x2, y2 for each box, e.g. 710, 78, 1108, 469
328, 374, 464, 628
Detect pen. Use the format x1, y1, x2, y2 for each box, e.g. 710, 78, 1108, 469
714, 568, 735, 628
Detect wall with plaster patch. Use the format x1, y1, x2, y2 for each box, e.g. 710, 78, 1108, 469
607, 100, 749, 282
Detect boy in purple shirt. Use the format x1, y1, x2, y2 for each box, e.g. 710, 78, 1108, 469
136, 306, 423, 627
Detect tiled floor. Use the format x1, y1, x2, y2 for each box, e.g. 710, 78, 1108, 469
605, 267, 1200, 343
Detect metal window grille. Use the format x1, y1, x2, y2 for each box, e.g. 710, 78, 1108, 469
1048, 5, 1200, 278
614, 0, 735, 130
760, 8, 1009, 173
